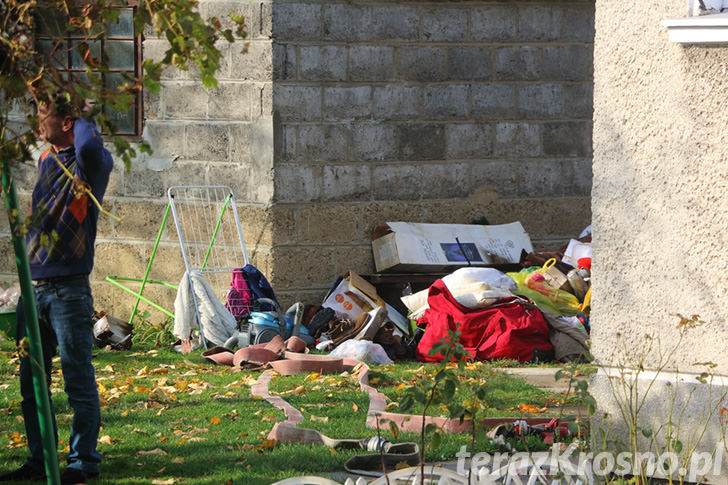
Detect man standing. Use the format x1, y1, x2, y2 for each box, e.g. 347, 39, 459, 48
0, 93, 113, 483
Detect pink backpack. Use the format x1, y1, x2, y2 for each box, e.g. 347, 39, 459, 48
225, 269, 252, 321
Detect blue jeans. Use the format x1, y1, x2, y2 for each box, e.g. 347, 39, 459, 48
16, 275, 101, 474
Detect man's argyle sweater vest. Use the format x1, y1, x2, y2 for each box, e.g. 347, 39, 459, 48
27, 118, 113, 280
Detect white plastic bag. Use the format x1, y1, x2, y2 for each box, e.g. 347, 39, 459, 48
330, 339, 393, 365
442, 267, 516, 308
0, 283, 20, 313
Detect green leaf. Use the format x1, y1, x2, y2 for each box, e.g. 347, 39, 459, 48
585, 395, 596, 415
139, 140, 153, 155
673, 439, 683, 453
641, 428, 653, 439
441, 379, 456, 399
200, 71, 218, 89
412, 389, 426, 405
434, 370, 448, 382
229, 13, 246, 25
429, 431, 441, 451
388, 420, 399, 440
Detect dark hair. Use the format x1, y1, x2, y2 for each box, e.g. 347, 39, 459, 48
46, 92, 80, 120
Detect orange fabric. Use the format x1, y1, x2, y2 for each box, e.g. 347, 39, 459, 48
68, 194, 88, 223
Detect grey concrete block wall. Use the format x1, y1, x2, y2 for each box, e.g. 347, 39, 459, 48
271, 0, 595, 303
0, 0, 595, 320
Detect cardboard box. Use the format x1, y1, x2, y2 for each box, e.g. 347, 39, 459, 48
322, 270, 411, 336
371, 221, 534, 273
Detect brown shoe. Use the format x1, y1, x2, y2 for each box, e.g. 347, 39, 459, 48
329, 313, 368, 346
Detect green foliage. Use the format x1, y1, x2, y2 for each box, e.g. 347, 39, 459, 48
1, 0, 246, 169
131, 310, 175, 347
394, 328, 471, 480
585, 315, 728, 485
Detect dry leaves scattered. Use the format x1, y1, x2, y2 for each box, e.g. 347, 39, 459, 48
5, 431, 25, 449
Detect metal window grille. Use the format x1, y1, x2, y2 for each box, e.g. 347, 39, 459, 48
35, 6, 142, 136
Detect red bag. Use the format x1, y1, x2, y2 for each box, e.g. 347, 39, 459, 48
416, 280, 552, 363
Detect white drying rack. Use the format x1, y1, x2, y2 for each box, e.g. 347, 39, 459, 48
168, 185, 251, 348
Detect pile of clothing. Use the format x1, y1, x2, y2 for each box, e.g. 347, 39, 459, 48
403, 227, 592, 363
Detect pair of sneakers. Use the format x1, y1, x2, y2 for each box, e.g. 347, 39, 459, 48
0, 464, 98, 484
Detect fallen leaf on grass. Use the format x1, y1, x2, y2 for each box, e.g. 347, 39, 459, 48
304, 372, 320, 382
223, 409, 240, 420
6, 432, 26, 449
310, 415, 329, 423
210, 416, 221, 425
98, 435, 120, 445
151, 479, 175, 485
256, 439, 277, 450
518, 404, 546, 414
279, 385, 306, 396
137, 448, 168, 457
171, 457, 184, 464
352, 403, 359, 412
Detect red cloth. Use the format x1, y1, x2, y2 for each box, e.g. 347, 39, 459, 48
416, 280, 552, 363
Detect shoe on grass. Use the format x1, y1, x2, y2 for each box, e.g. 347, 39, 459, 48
60, 468, 99, 485
0, 463, 46, 482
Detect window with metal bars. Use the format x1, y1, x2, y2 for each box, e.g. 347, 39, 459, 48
35, 6, 142, 136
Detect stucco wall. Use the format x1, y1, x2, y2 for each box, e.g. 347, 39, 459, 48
592, 1, 728, 373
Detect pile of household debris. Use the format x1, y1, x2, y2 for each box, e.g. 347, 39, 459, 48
176, 221, 592, 368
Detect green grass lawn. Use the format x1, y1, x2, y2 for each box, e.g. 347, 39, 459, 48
0, 338, 589, 484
